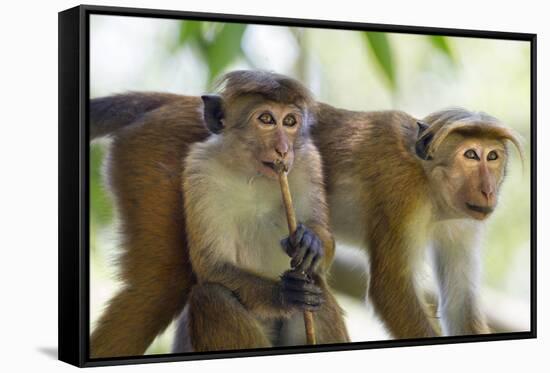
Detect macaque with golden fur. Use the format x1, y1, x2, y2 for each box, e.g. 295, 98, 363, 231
90, 71, 348, 356
174, 71, 349, 351
312, 106, 523, 338
90, 73, 522, 355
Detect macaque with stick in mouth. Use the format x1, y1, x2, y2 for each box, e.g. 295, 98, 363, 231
171, 71, 349, 352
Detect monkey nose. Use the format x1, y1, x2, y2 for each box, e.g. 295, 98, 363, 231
481, 189, 495, 203
275, 146, 288, 159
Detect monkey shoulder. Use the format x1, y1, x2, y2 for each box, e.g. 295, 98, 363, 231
355, 111, 425, 172
294, 140, 324, 182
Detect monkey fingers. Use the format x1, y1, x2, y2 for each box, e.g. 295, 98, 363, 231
280, 270, 324, 311
280, 223, 306, 256
280, 224, 323, 275
294, 234, 322, 275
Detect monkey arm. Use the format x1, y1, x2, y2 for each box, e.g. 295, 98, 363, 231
191, 251, 324, 319
367, 218, 440, 339
369, 252, 439, 339
198, 259, 293, 318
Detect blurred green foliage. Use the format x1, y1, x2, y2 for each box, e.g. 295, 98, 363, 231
172, 21, 456, 90
365, 33, 396, 89
176, 21, 247, 83
428, 35, 455, 62
364, 33, 455, 90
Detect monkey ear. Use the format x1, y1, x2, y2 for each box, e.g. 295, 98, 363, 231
415, 121, 434, 160
201, 95, 225, 134
417, 121, 429, 136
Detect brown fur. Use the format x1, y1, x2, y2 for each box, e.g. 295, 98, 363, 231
312, 104, 521, 338
312, 106, 439, 337
90, 95, 209, 358
90, 73, 347, 357
186, 277, 348, 351
187, 283, 273, 351
90, 89, 520, 352
180, 72, 347, 351
217, 70, 314, 110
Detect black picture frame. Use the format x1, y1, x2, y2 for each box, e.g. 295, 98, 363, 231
58, 4, 537, 368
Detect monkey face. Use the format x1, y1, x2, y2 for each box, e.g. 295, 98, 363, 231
248, 103, 304, 179
432, 135, 507, 221
228, 101, 307, 180
202, 94, 309, 180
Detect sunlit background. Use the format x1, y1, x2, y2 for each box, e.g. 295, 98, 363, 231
89, 14, 531, 354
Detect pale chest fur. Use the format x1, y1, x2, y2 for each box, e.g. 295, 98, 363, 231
194, 152, 314, 280
228, 181, 291, 279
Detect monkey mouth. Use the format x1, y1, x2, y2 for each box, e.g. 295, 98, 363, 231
258, 161, 280, 179
262, 161, 277, 171
466, 203, 494, 215
259, 160, 291, 179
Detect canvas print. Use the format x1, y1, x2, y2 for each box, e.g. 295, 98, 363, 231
88, 13, 532, 359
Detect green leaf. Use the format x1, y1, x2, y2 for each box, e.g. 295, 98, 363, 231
173, 22, 248, 83
178, 21, 202, 45
428, 35, 455, 63
167, 21, 203, 54
204, 23, 247, 83
365, 32, 396, 90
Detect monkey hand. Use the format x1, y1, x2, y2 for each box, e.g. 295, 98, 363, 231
279, 270, 324, 312
280, 223, 323, 275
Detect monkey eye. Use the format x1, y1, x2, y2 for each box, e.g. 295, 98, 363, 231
258, 112, 275, 125
487, 150, 499, 161
283, 115, 297, 127
464, 149, 480, 160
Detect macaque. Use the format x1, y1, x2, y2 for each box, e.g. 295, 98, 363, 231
175, 71, 349, 351
311, 105, 523, 338
90, 71, 348, 357
90, 74, 522, 355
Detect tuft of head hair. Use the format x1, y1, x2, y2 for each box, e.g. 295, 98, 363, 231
419, 108, 524, 164
214, 70, 315, 110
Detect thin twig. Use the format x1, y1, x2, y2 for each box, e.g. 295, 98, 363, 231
275, 162, 316, 345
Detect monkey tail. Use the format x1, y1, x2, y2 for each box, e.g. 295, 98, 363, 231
89, 92, 180, 140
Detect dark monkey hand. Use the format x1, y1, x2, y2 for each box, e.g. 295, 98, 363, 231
279, 270, 324, 312
280, 223, 323, 275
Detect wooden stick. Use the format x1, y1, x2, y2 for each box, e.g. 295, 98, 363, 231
275, 162, 316, 345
